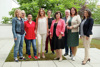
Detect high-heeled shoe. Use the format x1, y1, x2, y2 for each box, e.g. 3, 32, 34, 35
82, 58, 91, 62
82, 59, 90, 65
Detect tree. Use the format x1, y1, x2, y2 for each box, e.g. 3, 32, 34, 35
9, 0, 86, 21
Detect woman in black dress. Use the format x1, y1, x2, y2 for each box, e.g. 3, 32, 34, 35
45, 10, 55, 54
50, 11, 65, 62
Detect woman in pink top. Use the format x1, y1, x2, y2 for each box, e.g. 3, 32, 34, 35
50, 11, 65, 62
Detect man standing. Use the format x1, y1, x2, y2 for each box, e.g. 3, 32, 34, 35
63, 9, 72, 57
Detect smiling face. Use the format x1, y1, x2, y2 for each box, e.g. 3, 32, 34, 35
84, 11, 88, 18
71, 8, 75, 15
40, 9, 44, 16
47, 10, 52, 16
56, 13, 60, 19
16, 10, 21, 17
28, 14, 32, 21
65, 10, 70, 17
21, 11, 25, 18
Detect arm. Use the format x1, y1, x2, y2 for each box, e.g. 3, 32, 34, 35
12, 18, 17, 39
35, 18, 38, 34
86, 18, 94, 37
46, 17, 49, 34
72, 15, 81, 28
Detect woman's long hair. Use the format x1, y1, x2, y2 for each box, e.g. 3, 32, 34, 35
36, 8, 46, 19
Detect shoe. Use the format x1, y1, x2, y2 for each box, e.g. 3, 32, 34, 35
82, 61, 87, 65
28, 55, 32, 59
38, 56, 40, 59
54, 57, 59, 60
14, 58, 18, 62
59, 58, 63, 62
34, 56, 38, 59
64, 53, 68, 56
70, 54, 72, 57
42, 55, 45, 58
45, 50, 48, 54
82, 58, 90, 62
52, 51, 55, 54
71, 55, 75, 61
19, 57, 26, 60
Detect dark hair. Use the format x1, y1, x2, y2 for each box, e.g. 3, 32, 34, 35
70, 7, 77, 16
83, 9, 91, 19
27, 13, 32, 17
54, 11, 62, 19
47, 10, 52, 13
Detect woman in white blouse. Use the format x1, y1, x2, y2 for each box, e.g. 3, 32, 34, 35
36, 8, 48, 59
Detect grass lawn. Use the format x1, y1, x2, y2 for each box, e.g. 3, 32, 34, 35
5, 38, 100, 62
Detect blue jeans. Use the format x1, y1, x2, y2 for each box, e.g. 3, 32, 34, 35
14, 34, 24, 58
26, 39, 37, 56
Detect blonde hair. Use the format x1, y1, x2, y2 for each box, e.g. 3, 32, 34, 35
21, 10, 26, 19
36, 8, 46, 19
14, 9, 21, 17
21, 10, 26, 16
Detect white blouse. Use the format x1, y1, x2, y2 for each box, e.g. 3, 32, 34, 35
37, 17, 47, 34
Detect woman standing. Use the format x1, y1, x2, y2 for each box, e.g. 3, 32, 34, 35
24, 13, 38, 59
12, 9, 26, 62
45, 10, 55, 54
50, 11, 65, 62
79, 9, 94, 65
36, 8, 48, 59
21, 10, 28, 54
66, 7, 81, 61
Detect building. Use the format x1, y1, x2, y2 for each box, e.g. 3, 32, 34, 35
0, 0, 20, 24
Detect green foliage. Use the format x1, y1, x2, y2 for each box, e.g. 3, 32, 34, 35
92, 8, 100, 24
86, 0, 100, 24
9, 0, 86, 21
1, 17, 11, 24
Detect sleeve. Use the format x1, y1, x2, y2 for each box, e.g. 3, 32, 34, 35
73, 15, 81, 28
61, 20, 65, 35
86, 18, 94, 37
12, 18, 17, 38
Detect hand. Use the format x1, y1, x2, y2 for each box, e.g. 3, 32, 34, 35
69, 26, 73, 29
35, 31, 37, 37
47, 32, 49, 36
48, 29, 50, 32
67, 26, 70, 29
86, 36, 89, 40
80, 36, 82, 39
14, 38, 17, 40
58, 34, 62, 39
50, 35, 52, 39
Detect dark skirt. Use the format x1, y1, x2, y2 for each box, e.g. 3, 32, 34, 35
51, 23, 64, 50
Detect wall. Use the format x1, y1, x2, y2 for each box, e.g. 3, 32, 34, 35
0, 0, 19, 23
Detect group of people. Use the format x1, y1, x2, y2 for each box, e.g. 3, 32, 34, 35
12, 7, 94, 65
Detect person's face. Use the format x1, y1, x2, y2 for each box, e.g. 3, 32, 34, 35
28, 15, 32, 21
16, 10, 21, 17
40, 10, 44, 16
56, 13, 60, 19
65, 11, 70, 17
21, 12, 25, 18
84, 11, 88, 18
47, 11, 51, 16
71, 8, 75, 15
